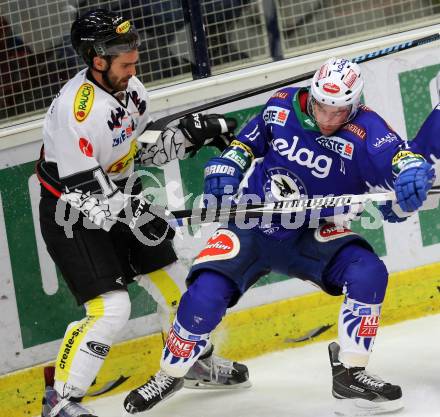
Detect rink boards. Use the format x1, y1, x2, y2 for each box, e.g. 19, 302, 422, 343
1, 25, 440, 416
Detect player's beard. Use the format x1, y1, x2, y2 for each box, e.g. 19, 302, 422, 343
103, 70, 131, 92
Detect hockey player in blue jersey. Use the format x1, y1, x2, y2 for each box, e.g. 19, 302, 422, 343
124, 58, 435, 416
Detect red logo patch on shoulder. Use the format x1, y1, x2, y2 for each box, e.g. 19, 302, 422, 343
79, 138, 94, 157
271, 91, 289, 100
314, 223, 355, 242
193, 229, 240, 265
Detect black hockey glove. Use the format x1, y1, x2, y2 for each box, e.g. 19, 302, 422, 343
127, 196, 175, 242
179, 113, 237, 156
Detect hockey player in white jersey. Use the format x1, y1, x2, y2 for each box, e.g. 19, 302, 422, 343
37, 9, 249, 417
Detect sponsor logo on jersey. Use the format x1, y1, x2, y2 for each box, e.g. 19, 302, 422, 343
116, 20, 131, 34
166, 328, 196, 358
107, 139, 137, 173
315, 135, 354, 160
129, 90, 147, 115
193, 229, 240, 265
108, 107, 126, 130
264, 167, 306, 202
86, 341, 110, 357
357, 316, 379, 337
263, 106, 290, 126
79, 138, 94, 157
271, 91, 289, 100
272, 136, 332, 178
373, 132, 398, 148
344, 69, 357, 88
323, 83, 340, 94
74, 83, 94, 122
112, 126, 133, 147
314, 223, 355, 242
342, 123, 366, 140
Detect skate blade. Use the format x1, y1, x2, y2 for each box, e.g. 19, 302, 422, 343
334, 397, 403, 416
183, 379, 252, 390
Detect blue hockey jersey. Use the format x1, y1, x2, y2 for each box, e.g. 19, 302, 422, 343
235, 87, 405, 239
410, 103, 440, 163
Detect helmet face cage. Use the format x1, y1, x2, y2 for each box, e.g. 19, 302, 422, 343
71, 9, 140, 67
309, 58, 364, 123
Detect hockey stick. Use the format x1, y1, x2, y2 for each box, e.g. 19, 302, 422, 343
169, 186, 440, 227
139, 32, 440, 144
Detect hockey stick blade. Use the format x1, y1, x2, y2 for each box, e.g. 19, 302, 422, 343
139, 31, 440, 143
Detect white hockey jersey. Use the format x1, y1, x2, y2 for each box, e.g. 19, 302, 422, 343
42, 68, 152, 185
38, 69, 190, 230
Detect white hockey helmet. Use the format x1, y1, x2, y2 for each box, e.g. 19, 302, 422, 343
309, 57, 364, 121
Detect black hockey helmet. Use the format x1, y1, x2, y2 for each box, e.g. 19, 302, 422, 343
71, 9, 140, 66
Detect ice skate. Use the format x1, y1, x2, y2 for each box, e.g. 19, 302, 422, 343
41, 366, 97, 417
184, 343, 251, 389
123, 369, 184, 414
329, 342, 403, 416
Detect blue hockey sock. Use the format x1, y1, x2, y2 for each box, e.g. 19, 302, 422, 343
177, 269, 239, 334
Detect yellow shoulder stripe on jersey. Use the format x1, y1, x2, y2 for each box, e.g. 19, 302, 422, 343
107, 139, 138, 174
74, 83, 95, 122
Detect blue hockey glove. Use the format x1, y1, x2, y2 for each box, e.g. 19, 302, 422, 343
204, 157, 244, 199
378, 201, 408, 223
204, 142, 254, 205
395, 161, 435, 212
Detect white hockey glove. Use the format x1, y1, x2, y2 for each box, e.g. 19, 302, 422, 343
136, 126, 187, 167
60, 187, 126, 231
61, 189, 175, 242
